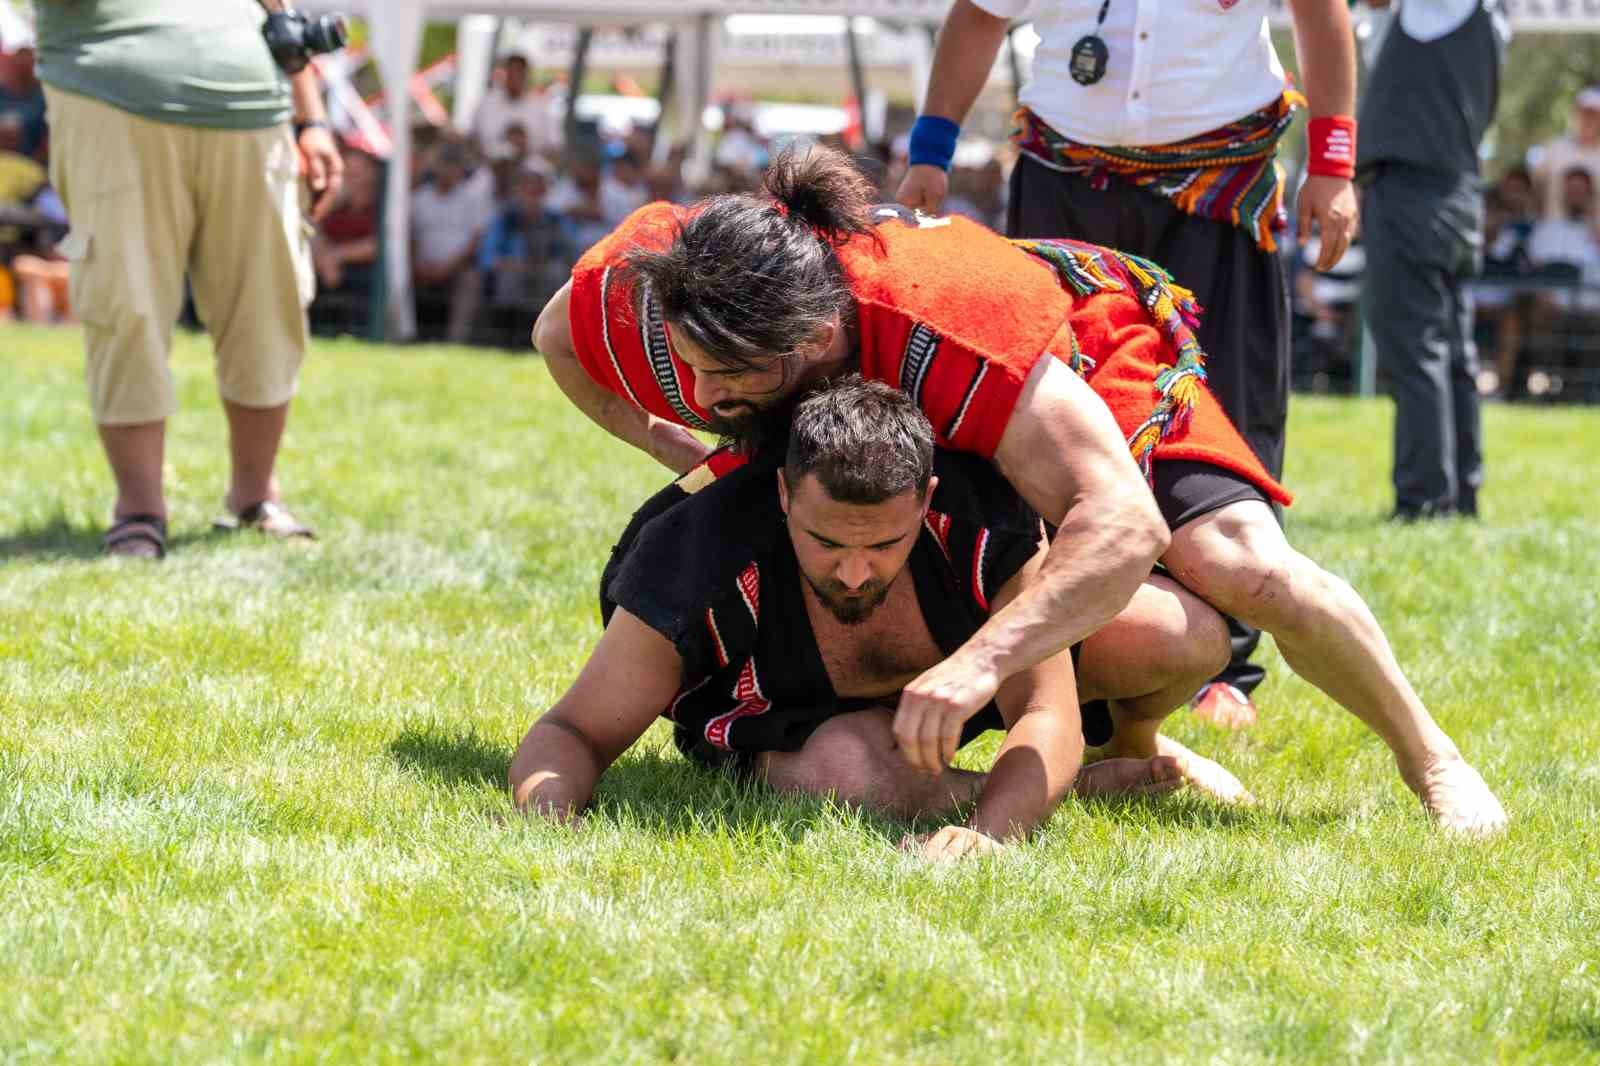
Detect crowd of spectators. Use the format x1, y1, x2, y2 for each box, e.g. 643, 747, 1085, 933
1290, 85, 1600, 401
0, 29, 70, 328
359, 54, 1012, 349
7, 27, 1600, 400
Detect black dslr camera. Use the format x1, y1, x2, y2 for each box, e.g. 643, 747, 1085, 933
262, 7, 349, 75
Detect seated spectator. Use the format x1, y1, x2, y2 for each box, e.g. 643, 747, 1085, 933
714, 111, 768, 179
1476, 167, 1540, 397
0, 113, 47, 248
1527, 166, 1600, 308
0, 33, 45, 163
1291, 236, 1365, 392
600, 153, 648, 223
547, 156, 611, 255
1533, 87, 1600, 223
461, 164, 575, 346
472, 54, 559, 158
1484, 167, 1538, 276
411, 144, 492, 342
1524, 166, 1600, 384
310, 147, 381, 337
645, 151, 687, 204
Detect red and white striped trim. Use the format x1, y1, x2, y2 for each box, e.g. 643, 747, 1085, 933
666, 675, 711, 722
600, 267, 643, 409
705, 606, 729, 669
736, 562, 760, 624
924, 510, 953, 562
971, 527, 991, 612
945, 361, 989, 442
704, 658, 771, 750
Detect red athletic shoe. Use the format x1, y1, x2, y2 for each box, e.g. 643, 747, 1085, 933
1190, 682, 1258, 730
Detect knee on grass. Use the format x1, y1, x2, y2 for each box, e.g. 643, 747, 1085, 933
762, 711, 897, 806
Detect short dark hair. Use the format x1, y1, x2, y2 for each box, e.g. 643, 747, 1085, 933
783, 376, 934, 505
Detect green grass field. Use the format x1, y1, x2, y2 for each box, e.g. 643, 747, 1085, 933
3, 324, 1598, 1064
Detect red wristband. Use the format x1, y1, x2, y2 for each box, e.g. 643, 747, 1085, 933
1307, 115, 1357, 179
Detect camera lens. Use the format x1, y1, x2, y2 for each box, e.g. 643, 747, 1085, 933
305, 14, 350, 56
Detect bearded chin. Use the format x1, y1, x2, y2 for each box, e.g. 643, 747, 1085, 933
709, 392, 805, 457
810, 580, 889, 626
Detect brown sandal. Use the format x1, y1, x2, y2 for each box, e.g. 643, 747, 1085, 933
214, 500, 316, 540
103, 514, 167, 559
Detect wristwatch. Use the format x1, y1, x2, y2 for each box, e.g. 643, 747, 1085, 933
294, 118, 331, 138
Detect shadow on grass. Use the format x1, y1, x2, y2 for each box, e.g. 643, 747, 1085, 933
0, 515, 233, 561
389, 724, 510, 788
1074, 791, 1352, 833
389, 723, 896, 843
586, 749, 906, 845
1546, 1010, 1600, 1052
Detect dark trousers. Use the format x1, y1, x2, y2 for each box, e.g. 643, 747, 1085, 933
1361, 165, 1484, 516
1008, 155, 1291, 695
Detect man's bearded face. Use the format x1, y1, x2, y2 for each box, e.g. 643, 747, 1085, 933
779, 472, 928, 626
670, 329, 825, 451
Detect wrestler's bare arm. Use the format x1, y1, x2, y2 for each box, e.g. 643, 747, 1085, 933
893, 0, 1010, 214
533, 281, 712, 474
966, 543, 1086, 842
508, 607, 684, 822
894, 355, 1167, 772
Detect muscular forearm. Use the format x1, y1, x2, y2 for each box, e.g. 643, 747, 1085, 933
540, 338, 707, 473
1289, 0, 1356, 117
508, 718, 604, 822
921, 0, 1011, 124
971, 705, 1082, 840
960, 493, 1166, 686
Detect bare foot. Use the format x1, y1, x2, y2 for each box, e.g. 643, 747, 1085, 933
900, 825, 1005, 862
1152, 734, 1255, 806
1408, 755, 1508, 838
1074, 755, 1185, 797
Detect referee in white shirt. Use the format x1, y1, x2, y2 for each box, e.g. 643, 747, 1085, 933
1357, 0, 1508, 520
899, 0, 1359, 728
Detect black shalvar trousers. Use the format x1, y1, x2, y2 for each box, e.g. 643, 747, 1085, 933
1008, 154, 1291, 697
1361, 163, 1484, 517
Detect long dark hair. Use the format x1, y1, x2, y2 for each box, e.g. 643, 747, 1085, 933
623, 144, 881, 372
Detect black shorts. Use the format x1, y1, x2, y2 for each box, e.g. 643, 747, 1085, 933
1152, 460, 1270, 531
676, 644, 1111, 777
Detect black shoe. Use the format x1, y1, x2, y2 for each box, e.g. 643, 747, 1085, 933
1389, 501, 1456, 523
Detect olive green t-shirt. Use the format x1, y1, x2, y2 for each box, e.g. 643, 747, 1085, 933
35, 0, 291, 129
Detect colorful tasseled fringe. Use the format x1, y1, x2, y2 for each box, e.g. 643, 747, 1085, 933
1011, 92, 1305, 253
1015, 238, 1210, 481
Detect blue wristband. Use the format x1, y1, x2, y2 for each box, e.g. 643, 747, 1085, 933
908, 115, 961, 171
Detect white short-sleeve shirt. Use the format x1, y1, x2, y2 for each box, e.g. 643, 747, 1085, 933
412, 181, 492, 267
472, 87, 561, 154
975, 0, 1288, 146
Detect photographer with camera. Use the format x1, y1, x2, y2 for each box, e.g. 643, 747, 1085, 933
35, 1, 347, 558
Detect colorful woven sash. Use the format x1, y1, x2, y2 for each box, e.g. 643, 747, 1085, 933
1012, 92, 1304, 253
1013, 237, 1208, 481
